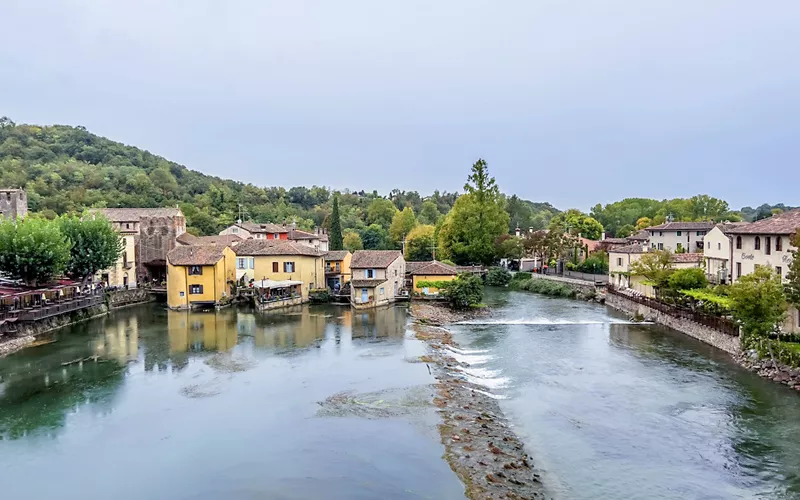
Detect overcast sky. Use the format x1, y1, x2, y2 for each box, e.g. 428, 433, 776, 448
2, 0, 799, 211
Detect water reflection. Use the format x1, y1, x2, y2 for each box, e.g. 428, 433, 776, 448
351, 306, 407, 341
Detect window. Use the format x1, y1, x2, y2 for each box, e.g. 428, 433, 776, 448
379, 287, 385, 296
366, 269, 375, 278
677, 231, 682, 236
123, 251, 128, 267
179, 291, 185, 297
718, 242, 721, 250
284, 262, 295, 273
776, 237, 783, 252
394, 269, 398, 277
188, 266, 203, 275
659, 232, 663, 236
273, 233, 280, 239
237, 258, 247, 269
232, 227, 238, 233
249, 258, 254, 269
776, 266, 782, 277
651, 243, 656, 248
706, 241, 710, 249
617, 257, 622, 266
766, 237, 771, 255
125, 223, 130, 229
189, 284, 203, 294
755, 237, 761, 250
658, 243, 664, 250
736, 236, 742, 249
736, 262, 742, 278
697, 231, 705, 236
273, 262, 279, 273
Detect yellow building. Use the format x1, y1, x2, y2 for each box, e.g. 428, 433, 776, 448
166, 244, 236, 309
96, 222, 137, 288
233, 239, 325, 300
407, 261, 458, 295
324, 250, 352, 290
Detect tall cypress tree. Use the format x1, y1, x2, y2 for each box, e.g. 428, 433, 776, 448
330, 194, 344, 250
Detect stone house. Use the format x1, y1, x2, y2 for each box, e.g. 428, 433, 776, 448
166, 244, 236, 309
702, 222, 750, 284
406, 261, 458, 295
609, 245, 704, 298
219, 222, 329, 251
232, 239, 325, 301
323, 250, 352, 290
0, 188, 27, 220
349, 250, 406, 309
646, 221, 715, 253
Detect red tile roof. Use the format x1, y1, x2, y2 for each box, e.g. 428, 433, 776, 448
725, 209, 800, 235
407, 261, 458, 276
351, 250, 403, 269
646, 221, 716, 231
167, 244, 228, 266
233, 239, 324, 257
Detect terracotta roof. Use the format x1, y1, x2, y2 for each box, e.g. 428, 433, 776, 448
646, 221, 716, 231
407, 261, 458, 276
97, 207, 183, 221
167, 244, 228, 266
178, 233, 242, 246
351, 250, 403, 269
238, 222, 289, 234
324, 250, 350, 261
233, 239, 324, 257
289, 229, 328, 242
671, 252, 704, 263
725, 209, 800, 235
601, 237, 629, 245
628, 230, 650, 241
405, 261, 427, 274
351, 278, 388, 287
609, 244, 648, 254
716, 222, 750, 234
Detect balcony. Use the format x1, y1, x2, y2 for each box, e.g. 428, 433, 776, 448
16, 294, 104, 322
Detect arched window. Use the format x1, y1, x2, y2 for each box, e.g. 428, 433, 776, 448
755, 237, 761, 250
735, 236, 742, 249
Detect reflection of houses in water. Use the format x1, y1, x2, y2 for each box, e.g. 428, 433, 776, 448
93, 315, 140, 364
254, 307, 327, 349
167, 310, 239, 354
350, 306, 407, 340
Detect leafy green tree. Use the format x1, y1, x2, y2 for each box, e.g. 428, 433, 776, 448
616, 224, 636, 238
418, 200, 441, 225
441, 274, 484, 309
630, 250, 673, 291
485, 267, 512, 286
635, 217, 652, 230
366, 198, 398, 228
343, 230, 363, 252
405, 224, 436, 261
389, 206, 417, 246
729, 266, 787, 339
438, 159, 510, 265
329, 195, 344, 251
667, 268, 708, 292
0, 217, 72, 286
360, 224, 389, 250
59, 214, 124, 284
495, 234, 524, 260
548, 208, 604, 240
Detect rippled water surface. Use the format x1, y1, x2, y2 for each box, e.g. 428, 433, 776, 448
450, 290, 800, 500
0, 304, 464, 500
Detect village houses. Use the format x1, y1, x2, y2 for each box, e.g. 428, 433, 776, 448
609, 243, 704, 297
323, 250, 352, 290
702, 222, 750, 284
166, 243, 236, 310
350, 250, 406, 308
219, 221, 329, 251
406, 260, 458, 295
646, 221, 715, 253
232, 239, 325, 301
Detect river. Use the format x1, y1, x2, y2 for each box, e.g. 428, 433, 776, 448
450, 289, 800, 499
2, 294, 800, 499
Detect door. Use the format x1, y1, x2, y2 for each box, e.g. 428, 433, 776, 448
361, 288, 368, 303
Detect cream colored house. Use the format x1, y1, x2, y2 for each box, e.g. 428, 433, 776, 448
350, 250, 406, 309
232, 239, 325, 300
647, 221, 715, 253
95, 214, 138, 288
219, 222, 329, 251
610, 245, 704, 298
703, 222, 750, 284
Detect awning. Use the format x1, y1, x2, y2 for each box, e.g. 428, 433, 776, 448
252, 279, 303, 290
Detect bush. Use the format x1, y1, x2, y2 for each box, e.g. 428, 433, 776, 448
485, 267, 512, 287
441, 273, 484, 309
512, 272, 531, 281
576, 253, 609, 274
668, 268, 708, 291
509, 276, 576, 298
744, 336, 800, 369
309, 289, 331, 303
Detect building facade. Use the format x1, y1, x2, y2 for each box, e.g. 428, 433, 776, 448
407, 261, 458, 295
232, 240, 325, 300
0, 188, 27, 220
166, 244, 236, 309
324, 250, 352, 290
728, 210, 799, 283
646, 221, 715, 253
220, 222, 329, 251
350, 250, 406, 308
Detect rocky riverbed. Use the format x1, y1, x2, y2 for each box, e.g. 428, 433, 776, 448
738, 350, 800, 392
410, 302, 551, 500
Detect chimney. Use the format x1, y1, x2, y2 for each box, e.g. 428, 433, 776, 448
515, 227, 521, 238
601, 232, 606, 240
528, 227, 534, 234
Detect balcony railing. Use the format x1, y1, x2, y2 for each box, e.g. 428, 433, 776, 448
15, 294, 104, 322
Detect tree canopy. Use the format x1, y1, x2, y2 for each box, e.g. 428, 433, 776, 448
729, 266, 787, 339
389, 207, 417, 245
329, 195, 343, 251
405, 224, 436, 261
59, 214, 123, 283
548, 209, 604, 240
0, 217, 72, 286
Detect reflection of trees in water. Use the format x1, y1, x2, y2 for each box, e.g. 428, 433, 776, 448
350, 306, 407, 341
608, 323, 725, 372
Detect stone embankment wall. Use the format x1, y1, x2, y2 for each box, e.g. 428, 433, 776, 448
606, 293, 741, 355
12, 304, 109, 338
106, 288, 153, 309
738, 353, 800, 392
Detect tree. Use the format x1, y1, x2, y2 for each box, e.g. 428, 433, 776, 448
616, 224, 635, 238
485, 267, 512, 286
629, 250, 673, 291
418, 200, 441, 225
329, 195, 344, 251
59, 214, 124, 284
389, 206, 417, 246
360, 224, 389, 250
635, 217, 652, 230
343, 231, 363, 252
366, 198, 398, 228
729, 266, 787, 339
0, 217, 71, 286
495, 234, 524, 260
438, 159, 510, 265
548, 208, 604, 240
441, 274, 484, 309
667, 267, 708, 292
405, 224, 436, 261
784, 230, 800, 307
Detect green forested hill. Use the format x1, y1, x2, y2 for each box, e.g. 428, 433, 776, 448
0, 118, 557, 238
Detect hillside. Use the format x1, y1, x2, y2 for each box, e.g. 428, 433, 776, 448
0, 118, 559, 237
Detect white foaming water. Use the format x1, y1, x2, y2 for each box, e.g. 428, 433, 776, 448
448, 351, 492, 366
463, 374, 511, 389
472, 388, 509, 400
459, 366, 503, 379
445, 346, 490, 355
457, 318, 648, 326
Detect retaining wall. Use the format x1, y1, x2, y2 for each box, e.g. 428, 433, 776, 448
528, 273, 599, 297
606, 293, 741, 355
106, 288, 153, 309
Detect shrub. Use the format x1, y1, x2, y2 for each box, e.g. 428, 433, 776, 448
576, 253, 609, 274
668, 268, 708, 292
309, 289, 331, 303
441, 273, 484, 309
511, 276, 576, 298
512, 272, 531, 281
485, 267, 512, 287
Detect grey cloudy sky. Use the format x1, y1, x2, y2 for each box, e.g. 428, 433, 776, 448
2, 0, 799, 211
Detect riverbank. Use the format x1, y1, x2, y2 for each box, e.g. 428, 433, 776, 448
410, 302, 550, 500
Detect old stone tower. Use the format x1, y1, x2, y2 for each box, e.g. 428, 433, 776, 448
0, 188, 28, 220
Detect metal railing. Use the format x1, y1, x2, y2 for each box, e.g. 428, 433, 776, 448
607, 286, 739, 336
